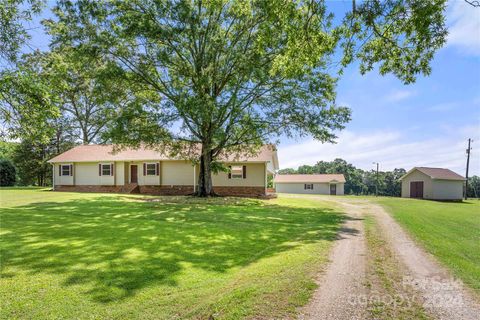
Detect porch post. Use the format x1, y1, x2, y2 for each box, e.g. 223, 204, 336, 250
265, 162, 267, 195
52, 163, 55, 191
193, 164, 196, 193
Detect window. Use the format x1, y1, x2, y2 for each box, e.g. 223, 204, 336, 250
146, 163, 157, 175
304, 184, 313, 190
101, 164, 111, 176
61, 165, 71, 176
230, 166, 243, 179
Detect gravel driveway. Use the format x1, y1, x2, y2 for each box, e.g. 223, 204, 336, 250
295, 196, 480, 320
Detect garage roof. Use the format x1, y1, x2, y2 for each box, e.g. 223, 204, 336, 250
274, 174, 346, 183
400, 167, 465, 181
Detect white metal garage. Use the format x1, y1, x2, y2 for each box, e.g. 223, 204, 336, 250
274, 174, 345, 195
399, 167, 465, 200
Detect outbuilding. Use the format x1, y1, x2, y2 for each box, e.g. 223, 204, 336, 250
400, 167, 465, 200
273, 174, 345, 195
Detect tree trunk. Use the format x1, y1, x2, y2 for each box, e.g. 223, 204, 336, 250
197, 144, 216, 197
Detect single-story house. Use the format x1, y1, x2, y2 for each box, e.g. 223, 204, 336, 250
48, 144, 279, 197
273, 174, 345, 195
399, 167, 465, 200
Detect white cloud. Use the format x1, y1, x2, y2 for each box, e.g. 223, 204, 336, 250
427, 101, 459, 112
385, 89, 416, 102
278, 127, 480, 176
447, 0, 480, 56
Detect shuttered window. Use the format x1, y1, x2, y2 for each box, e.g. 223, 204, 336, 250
304, 184, 313, 190
145, 163, 157, 175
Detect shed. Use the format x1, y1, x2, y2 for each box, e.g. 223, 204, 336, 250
273, 174, 345, 195
399, 167, 465, 200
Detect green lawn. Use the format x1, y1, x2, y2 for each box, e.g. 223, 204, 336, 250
0, 188, 343, 319
375, 197, 480, 294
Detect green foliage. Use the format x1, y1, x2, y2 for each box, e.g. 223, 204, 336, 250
12, 141, 50, 186
0, 158, 16, 186
0, 0, 44, 63
0, 55, 60, 144
467, 175, 480, 198
0, 140, 17, 161
340, 0, 448, 84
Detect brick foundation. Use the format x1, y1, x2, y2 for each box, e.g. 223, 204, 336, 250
214, 186, 266, 197
55, 185, 124, 193
139, 185, 194, 195
54, 185, 267, 197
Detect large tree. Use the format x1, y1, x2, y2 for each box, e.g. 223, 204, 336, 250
0, 55, 59, 144
46, 0, 447, 196
43, 48, 137, 144
0, 0, 44, 64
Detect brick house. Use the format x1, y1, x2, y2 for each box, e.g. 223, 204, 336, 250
48, 144, 279, 197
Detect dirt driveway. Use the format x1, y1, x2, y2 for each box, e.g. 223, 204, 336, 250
296, 196, 480, 320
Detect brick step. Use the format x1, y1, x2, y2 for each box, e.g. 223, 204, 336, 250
121, 183, 139, 194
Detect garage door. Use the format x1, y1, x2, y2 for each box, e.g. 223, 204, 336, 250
410, 181, 424, 198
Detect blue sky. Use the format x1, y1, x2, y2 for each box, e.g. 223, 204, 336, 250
279, 0, 480, 175
25, 1, 480, 175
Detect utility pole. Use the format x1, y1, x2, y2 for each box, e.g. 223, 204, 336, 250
465, 138, 472, 200
373, 162, 379, 197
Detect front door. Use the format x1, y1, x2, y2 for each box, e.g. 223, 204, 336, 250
131, 165, 138, 183
330, 184, 337, 195
410, 181, 424, 198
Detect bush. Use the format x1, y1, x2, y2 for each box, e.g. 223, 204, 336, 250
0, 159, 16, 186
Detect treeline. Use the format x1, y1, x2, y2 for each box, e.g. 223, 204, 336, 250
278, 158, 479, 198
0, 139, 74, 187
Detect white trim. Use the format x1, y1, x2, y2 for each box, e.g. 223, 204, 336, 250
52, 164, 55, 190
145, 162, 158, 176
100, 162, 113, 176
193, 165, 196, 193
60, 164, 72, 176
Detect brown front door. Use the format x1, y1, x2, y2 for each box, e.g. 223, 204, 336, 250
410, 181, 424, 198
330, 184, 337, 195
131, 165, 138, 183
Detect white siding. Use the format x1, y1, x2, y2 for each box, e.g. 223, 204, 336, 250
55, 163, 74, 185
115, 162, 125, 186
212, 163, 265, 187
401, 170, 433, 199
53, 160, 268, 189
275, 182, 344, 195
337, 183, 345, 195
432, 180, 464, 200
76, 163, 100, 185
162, 161, 194, 186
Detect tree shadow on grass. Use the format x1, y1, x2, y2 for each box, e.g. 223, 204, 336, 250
0, 196, 343, 303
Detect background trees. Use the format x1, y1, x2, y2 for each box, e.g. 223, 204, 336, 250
0, 158, 16, 186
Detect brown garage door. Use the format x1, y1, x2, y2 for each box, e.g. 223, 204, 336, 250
410, 181, 424, 198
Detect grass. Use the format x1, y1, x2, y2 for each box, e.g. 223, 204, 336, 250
363, 215, 430, 320
0, 188, 343, 319
375, 197, 480, 294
